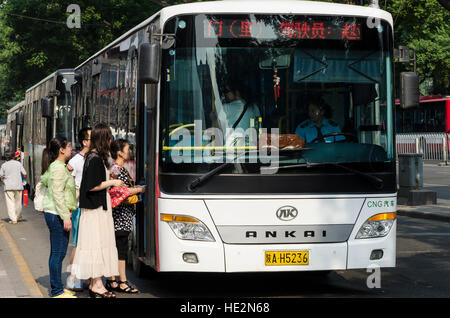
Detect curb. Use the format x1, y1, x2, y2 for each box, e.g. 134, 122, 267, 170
397, 209, 450, 223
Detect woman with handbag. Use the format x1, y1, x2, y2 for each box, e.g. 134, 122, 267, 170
106, 139, 145, 294
71, 123, 124, 298
40, 137, 77, 298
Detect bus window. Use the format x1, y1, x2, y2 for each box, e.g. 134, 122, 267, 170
160, 14, 395, 172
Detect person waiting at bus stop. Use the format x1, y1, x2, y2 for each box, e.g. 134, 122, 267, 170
40, 137, 77, 298
295, 98, 344, 143
105, 139, 145, 294
65, 127, 91, 292
71, 123, 123, 298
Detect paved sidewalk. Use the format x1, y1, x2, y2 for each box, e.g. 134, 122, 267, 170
0, 183, 44, 298
0, 224, 17, 298
0, 220, 43, 298
397, 199, 450, 223
396, 161, 450, 222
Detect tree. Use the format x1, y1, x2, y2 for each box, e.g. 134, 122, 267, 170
0, 0, 162, 110
385, 0, 450, 94
0, 0, 448, 118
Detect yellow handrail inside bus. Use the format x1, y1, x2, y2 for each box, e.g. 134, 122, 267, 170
169, 123, 196, 137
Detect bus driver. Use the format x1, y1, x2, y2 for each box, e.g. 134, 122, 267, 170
295, 99, 344, 143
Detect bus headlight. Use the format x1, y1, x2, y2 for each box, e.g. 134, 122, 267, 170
161, 214, 215, 242
356, 213, 396, 239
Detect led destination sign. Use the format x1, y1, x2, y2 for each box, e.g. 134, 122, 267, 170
203, 18, 361, 40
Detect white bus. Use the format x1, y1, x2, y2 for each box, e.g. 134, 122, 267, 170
74, 0, 397, 275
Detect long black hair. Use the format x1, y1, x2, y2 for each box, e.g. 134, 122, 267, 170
89, 123, 113, 168
42, 136, 69, 173
41, 148, 50, 174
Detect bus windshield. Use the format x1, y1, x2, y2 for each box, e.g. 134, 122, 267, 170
160, 14, 394, 175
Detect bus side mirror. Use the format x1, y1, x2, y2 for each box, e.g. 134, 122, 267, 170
400, 72, 419, 109
138, 41, 161, 84
42, 97, 53, 118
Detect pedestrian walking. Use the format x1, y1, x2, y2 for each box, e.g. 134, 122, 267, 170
65, 127, 91, 292
40, 137, 77, 298
106, 139, 145, 294
71, 123, 123, 298
0, 151, 27, 224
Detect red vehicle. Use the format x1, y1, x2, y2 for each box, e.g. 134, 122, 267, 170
396, 95, 450, 134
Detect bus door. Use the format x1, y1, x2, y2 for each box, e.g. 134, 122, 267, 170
134, 22, 160, 273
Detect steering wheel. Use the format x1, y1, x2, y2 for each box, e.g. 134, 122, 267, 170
168, 123, 196, 137
309, 132, 358, 144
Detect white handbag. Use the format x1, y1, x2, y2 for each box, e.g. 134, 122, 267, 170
34, 181, 47, 212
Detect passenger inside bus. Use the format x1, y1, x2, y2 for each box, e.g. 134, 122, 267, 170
294, 97, 344, 144
210, 80, 261, 147
217, 81, 260, 131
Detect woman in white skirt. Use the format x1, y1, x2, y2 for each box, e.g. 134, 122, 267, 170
71, 123, 124, 298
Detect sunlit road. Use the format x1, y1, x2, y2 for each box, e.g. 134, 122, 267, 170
124, 215, 450, 298
4, 207, 449, 298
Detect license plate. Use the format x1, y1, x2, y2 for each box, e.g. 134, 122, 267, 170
265, 250, 309, 266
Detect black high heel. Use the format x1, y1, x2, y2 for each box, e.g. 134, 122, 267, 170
116, 280, 139, 294
89, 289, 116, 298
105, 279, 119, 292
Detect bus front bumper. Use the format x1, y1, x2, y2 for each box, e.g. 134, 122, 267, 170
158, 221, 396, 272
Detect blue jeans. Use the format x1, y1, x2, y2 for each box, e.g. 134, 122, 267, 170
44, 213, 69, 297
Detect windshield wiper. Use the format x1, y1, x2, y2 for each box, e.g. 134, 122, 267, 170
187, 147, 308, 191
187, 150, 255, 192
264, 162, 384, 190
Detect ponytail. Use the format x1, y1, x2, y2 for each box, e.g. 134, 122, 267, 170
45, 136, 68, 171
41, 148, 50, 174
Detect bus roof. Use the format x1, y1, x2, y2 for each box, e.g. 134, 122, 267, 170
25, 69, 74, 93
160, 0, 393, 25
75, 0, 393, 71
7, 100, 25, 114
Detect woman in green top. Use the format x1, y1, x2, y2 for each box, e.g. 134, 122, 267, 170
41, 136, 77, 298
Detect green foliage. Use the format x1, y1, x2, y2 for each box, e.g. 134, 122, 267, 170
0, 0, 162, 113
385, 0, 450, 95
0, 0, 448, 120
